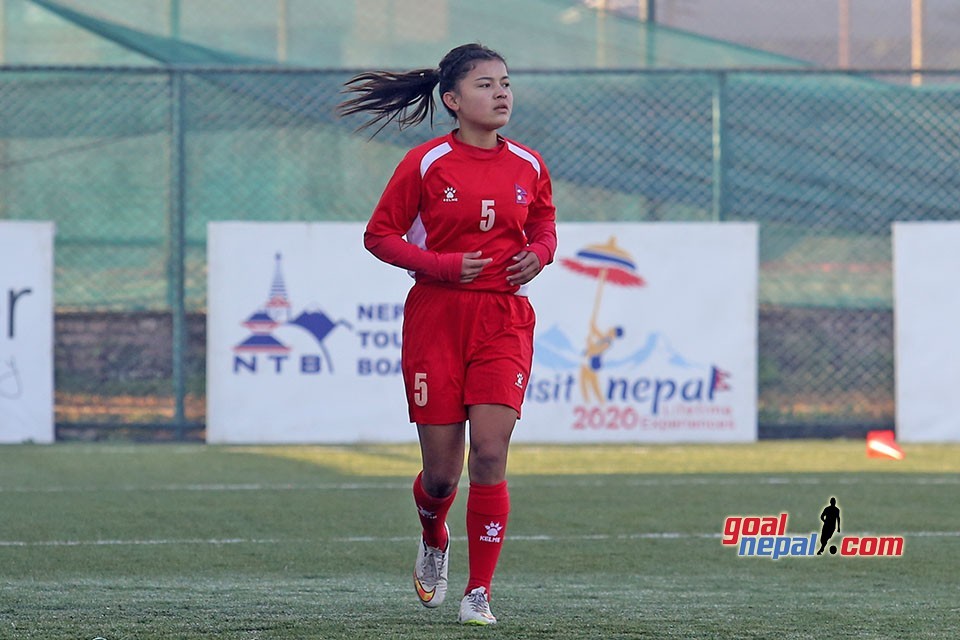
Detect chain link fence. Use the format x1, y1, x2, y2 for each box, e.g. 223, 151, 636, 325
13, 0, 960, 72
598, 0, 960, 72
2, 65, 958, 436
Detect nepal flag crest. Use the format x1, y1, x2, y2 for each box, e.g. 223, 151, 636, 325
515, 183, 529, 205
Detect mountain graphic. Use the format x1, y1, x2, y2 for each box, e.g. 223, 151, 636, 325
534, 325, 581, 369
284, 309, 354, 374
289, 310, 353, 344
605, 332, 700, 369
534, 325, 700, 372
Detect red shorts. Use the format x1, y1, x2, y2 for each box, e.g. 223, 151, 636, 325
401, 283, 536, 424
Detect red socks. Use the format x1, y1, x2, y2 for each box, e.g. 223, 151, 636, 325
413, 474, 511, 597
465, 480, 510, 597
412, 471, 456, 549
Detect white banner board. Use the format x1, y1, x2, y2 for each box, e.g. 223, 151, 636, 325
207, 222, 757, 443
521, 223, 758, 442
0, 222, 54, 444
207, 222, 412, 443
893, 221, 960, 442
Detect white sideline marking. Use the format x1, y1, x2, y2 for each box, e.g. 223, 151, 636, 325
1, 531, 958, 548
0, 538, 282, 547
1, 476, 957, 494
0, 482, 410, 493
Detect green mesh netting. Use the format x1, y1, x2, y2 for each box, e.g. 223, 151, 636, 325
18, 0, 806, 69
3, 0, 958, 428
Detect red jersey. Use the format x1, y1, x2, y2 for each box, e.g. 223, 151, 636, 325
364, 131, 557, 295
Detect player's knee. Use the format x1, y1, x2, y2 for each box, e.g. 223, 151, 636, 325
421, 471, 459, 498
469, 444, 508, 481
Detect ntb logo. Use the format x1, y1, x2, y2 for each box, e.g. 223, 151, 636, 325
232, 252, 352, 375
721, 497, 904, 560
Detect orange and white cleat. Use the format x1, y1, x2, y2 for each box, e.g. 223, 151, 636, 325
413, 523, 449, 608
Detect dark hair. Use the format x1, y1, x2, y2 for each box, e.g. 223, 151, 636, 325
336, 43, 507, 137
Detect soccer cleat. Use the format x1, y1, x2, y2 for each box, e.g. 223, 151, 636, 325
458, 586, 497, 625
413, 523, 449, 608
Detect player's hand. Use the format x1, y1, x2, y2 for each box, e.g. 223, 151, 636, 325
461, 251, 493, 283
506, 250, 542, 286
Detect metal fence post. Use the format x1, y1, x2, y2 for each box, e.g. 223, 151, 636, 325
168, 68, 187, 435
711, 71, 727, 222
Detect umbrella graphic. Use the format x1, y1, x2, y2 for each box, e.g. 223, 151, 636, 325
560, 237, 646, 403
560, 236, 645, 328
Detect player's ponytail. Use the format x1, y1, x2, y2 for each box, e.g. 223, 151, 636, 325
337, 43, 506, 137
337, 68, 441, 136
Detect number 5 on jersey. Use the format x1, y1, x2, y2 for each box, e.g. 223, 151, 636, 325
480, 200, 495, 232
413, 372, 428, 406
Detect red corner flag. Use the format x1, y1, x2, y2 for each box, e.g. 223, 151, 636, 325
866, 430, 905, 460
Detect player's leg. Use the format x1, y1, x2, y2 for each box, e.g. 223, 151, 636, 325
413, 422, 465, 608
817, 526, 833, 555
458, 404, 516, 625
466, 404, 515, 485
402, 285, 470, 608
416, 423, 466, 542
457, 291, 533, 624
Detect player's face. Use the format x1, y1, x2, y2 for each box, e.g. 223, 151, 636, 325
444, 59, 512, 133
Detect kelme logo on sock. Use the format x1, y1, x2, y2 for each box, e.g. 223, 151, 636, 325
480, 522, 503, 543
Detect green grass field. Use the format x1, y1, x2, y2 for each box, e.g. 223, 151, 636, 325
1, 441, 958, 639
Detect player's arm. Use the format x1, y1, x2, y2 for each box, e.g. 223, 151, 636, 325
524, 158, 558, 266
507, 158, 557, 285
363, 156, 463, 282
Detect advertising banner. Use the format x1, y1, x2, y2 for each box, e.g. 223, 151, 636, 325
521, 222, 758, 442
893, 221, 960, 442
207, 222, 757, 443
207, 222, 412, 443
0, 222, 54, 444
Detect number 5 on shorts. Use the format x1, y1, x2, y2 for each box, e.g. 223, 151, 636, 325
413, 372, 428, 407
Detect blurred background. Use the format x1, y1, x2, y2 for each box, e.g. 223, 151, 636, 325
5, 0, 959, 69
1, 0, 957, 439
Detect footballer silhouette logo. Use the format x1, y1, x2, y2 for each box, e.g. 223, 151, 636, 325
816, 496, 841, 556
722, 496, 904, 559
814, 495, 904, 558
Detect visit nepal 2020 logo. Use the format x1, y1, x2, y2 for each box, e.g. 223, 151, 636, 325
722, 497, 904, 560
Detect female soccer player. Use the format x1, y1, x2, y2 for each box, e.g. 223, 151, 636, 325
338, 43, 558, 625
